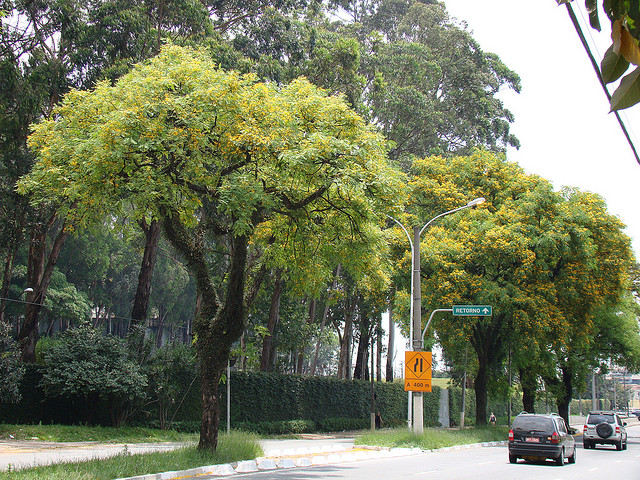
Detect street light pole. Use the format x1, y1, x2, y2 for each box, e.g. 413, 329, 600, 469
412, 225, 423, 433
386, 197, 484, 434
385, 215, 414, 431
411, 197, 484, 435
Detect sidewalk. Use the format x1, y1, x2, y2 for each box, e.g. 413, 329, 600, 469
0, 440, 184, 471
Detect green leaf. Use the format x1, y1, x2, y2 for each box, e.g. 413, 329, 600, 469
610, 66, 640, 111
586, 0, 601, 31
601, 44, 629, 83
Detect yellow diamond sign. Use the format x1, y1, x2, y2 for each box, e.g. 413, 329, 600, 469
404, 351, 432, 392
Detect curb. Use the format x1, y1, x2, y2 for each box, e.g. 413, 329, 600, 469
114, 441, 508, 480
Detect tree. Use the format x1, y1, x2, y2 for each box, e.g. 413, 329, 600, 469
41, 324, 147, 426
559, 0, 640, 111
229, 0, 521, 161
0, 0, 215, 361
404, 150, 573, 424
403, 150, 635, 426
323, 0, 521, 162
533, 189, 636, 424
19, 45, 404, 449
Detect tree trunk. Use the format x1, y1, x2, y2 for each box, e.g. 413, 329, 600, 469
162, 210, 249, 451
556, 365, 573, 428
295, 297, 317, 374
376, 321, 382, 382
310, 265, 341, 375
197, 234, 247, 450
129, 219, 161, 357
260, 269, 283, 372
0, 250, 16, 326
0, 191, 27, 326
474, 352, 489, 425
470, 315, 506, 426
336, 291, 357, 380
353, 316, 371, 380
18, 214, 68, 362
519, 367, 538, 413
385, 304, 394, 382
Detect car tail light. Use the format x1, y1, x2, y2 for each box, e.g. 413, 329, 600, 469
550, 432, 560, 444
509, 429, 514, 441
583, 425, 588, 433
615, 426, 621, 434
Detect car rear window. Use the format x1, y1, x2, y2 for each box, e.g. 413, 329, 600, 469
587, 414, 614, 424
512, 416, 555, 433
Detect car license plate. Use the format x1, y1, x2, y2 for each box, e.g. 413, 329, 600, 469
525, 437, 540, 443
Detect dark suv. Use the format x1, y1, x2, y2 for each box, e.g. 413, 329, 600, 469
508, 413, 576, 466
583, 411, 627, 450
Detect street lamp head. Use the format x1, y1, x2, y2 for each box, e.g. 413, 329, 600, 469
466, 197, 485, 208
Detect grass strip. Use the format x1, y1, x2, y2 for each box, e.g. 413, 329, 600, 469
0, 431, 262, 480
356, 426, 510, 450
0, 424, 197, 443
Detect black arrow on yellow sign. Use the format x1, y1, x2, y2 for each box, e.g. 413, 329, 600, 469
404, 351, 432, 381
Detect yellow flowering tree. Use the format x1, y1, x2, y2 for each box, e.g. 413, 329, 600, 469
535, 188, 636, 422
19, 44, 405, 450
398, 150, 634, 425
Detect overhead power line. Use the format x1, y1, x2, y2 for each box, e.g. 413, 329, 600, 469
564, 2, 640, 166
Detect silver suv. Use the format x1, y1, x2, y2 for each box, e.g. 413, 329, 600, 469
583, 411, 627, 450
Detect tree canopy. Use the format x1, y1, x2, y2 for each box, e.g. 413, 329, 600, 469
19, 43, 405, 449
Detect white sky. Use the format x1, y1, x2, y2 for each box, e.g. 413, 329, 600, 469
443, 0, 640, 255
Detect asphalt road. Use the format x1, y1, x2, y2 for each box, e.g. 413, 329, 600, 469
198, 429, 640, 480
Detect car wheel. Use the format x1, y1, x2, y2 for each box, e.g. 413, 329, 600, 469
623, 440, 628, 451
568, 446, 576, 464
583, 440, 591, 449
509, 453, 517, 464
616, 439, 622, 451
555, 448, 565, 466
596, 422, 613, 439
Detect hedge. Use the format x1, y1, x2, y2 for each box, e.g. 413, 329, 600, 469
2, 366, 475, 431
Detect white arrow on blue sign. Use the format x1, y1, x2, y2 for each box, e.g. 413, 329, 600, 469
452, 305, 492, 316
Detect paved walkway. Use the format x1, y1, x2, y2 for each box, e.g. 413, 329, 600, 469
0, 440, 184, 471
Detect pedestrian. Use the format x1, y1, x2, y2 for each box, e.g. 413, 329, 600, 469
375, 412, 382, 429
489, 412, 496, 425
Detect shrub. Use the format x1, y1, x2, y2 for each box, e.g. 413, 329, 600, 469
40, 324, 147, 426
